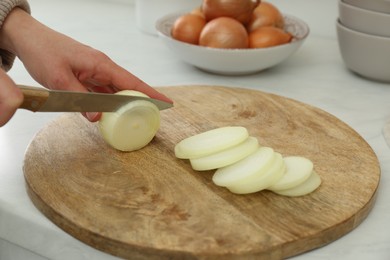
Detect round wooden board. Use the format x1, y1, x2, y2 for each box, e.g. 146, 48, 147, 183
24, 85, 380, 259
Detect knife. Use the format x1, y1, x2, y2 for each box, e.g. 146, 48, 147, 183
18, 85, 173, 112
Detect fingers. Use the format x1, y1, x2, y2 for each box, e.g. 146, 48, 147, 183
50, 71, 103, 123
105, 63, 173, 104
47, 46, 172, 104
83, 112, 101, 122
67, 77, 103, 122
80, 64, 173, 123
131, 79, 174, 104
0, 70, 23, 126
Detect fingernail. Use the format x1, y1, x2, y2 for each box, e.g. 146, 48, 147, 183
86, 112, 100, 122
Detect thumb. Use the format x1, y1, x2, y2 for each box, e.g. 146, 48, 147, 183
0, 71, 23, 126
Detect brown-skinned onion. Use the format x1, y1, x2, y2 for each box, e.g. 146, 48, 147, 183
202, 0, 260, 25
249, 26, 292, 48
171, 13, 206, 45
247, 2, 285, 32
199, 17, 249, 49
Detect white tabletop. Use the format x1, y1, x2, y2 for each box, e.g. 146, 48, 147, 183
1, 0, 389, 259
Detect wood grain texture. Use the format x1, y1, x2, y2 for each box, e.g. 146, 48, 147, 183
18, 85, 49, 112
23, 85, 380, 259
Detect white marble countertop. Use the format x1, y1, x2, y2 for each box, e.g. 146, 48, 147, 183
1, 0, 389, 259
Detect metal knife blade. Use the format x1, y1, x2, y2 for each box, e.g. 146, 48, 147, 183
18, 85, 173, 112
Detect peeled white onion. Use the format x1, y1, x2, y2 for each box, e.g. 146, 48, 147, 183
98, 90, 160, 152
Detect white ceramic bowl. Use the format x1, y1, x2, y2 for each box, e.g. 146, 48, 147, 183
343, 0, 390, 14
339, 0, 390, 37
337, 20, 390, 82
156, 13, 309, 75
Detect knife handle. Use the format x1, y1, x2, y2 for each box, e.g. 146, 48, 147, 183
17, 85, 50, 112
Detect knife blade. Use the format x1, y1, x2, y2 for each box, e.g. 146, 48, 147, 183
17, 85, 173, 112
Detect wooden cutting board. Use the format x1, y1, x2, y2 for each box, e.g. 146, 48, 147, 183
24, 85, 380, 260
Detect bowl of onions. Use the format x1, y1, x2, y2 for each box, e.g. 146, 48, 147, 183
156, 0, 309, 75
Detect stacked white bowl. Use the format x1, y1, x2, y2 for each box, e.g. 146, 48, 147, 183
337, 0, 390, 82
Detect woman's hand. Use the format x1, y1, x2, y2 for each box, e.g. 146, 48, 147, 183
0, 69, 22, 126
0, 8, 172, 122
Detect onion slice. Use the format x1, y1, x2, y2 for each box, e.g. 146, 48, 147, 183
174, 126, 249, 159
212, 147, 275, 187
190, 136, 259, 171
268, 156, 313, 191
272, 171, 321, 197
227, 152, 285, 194
98, 90, 160, 152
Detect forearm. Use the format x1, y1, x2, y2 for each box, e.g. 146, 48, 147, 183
0, 0, 30, 70
0, 5, 50, 62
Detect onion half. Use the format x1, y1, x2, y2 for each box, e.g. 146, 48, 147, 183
99, 90, 160, 152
